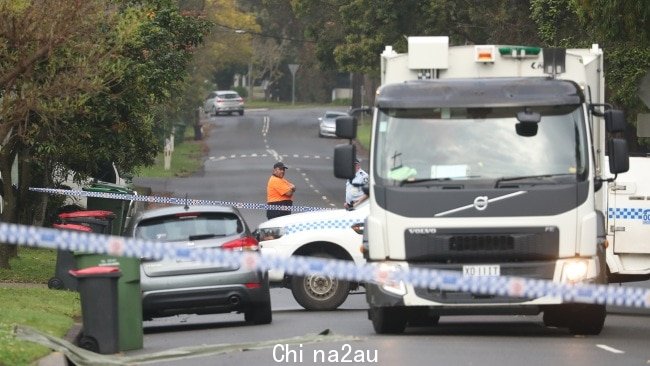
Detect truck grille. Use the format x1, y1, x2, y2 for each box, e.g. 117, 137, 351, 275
404, 227, 559, 263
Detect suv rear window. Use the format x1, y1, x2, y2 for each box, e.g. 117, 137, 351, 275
136, 212, 243, 242
220, 93, 239, 99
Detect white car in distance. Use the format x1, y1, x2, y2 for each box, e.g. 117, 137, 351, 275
256, 201, 368, 310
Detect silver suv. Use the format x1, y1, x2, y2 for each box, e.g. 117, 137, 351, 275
125, 204, 271, 324
204, 90, 244, 116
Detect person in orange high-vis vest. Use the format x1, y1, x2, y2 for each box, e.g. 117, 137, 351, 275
266, 162, 296, 219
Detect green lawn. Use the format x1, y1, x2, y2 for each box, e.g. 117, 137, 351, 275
0, 248, 80, 366
135, 133, 205, 178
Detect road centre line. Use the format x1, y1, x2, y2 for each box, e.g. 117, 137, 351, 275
596, 344, 625, 354
208, 154, 331, 161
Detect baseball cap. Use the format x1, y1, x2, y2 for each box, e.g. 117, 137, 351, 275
273, 162, 288, 170
354, 158, 361, 164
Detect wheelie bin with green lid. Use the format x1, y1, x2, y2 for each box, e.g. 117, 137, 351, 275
82, 182, 135, 235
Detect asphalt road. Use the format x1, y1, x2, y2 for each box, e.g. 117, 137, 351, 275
131, 108, 650, 366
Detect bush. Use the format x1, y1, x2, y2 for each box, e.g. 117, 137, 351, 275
232, 86, 248, 98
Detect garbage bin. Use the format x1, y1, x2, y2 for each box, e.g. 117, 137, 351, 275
57, 210, 116, 234
75, 253, 143, 351
76, 183, 143, 351
69, 266, 121, 354
82, 182, 135, 235
48, 223, 93, 291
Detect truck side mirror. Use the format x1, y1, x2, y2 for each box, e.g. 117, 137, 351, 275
608, 138, 629, 174
605, 109, 626, 133
335, 116, 357, 139
334, 144, 356, 179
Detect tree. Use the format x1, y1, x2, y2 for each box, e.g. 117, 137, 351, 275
0, 0, 210, 269
531, 0, 650, 148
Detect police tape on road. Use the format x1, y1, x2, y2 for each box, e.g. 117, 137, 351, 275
29, 187, 333, 213
2, 222, 650, 309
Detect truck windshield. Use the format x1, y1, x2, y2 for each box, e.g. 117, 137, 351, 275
374, 105, 587, 185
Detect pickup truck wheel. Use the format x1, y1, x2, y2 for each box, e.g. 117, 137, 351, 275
369, 306, 407, 334
290, 253, 350, 310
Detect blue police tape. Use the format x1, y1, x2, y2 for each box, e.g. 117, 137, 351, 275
29, 187, 333, 213
2, 222, 649, 309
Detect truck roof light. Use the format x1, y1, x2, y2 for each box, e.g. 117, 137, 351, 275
474, 45, 496, 62
498, 46, 541, 58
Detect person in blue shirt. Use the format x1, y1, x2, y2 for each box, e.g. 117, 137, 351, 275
344, 158, 369, 209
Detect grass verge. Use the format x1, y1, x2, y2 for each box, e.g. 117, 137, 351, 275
0, 248, 80, 366
135, 131, 205, 178
357, 119, 371, 151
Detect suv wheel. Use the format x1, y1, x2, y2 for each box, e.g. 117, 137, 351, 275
369, 306, 407, 334
245, 301, 273, 324
290, 252, 350, 310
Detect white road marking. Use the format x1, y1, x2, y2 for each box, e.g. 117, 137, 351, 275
596, 344, 624, 354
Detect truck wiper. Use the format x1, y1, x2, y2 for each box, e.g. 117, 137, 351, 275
399, 176, 481, 187
494, 173, 576, 188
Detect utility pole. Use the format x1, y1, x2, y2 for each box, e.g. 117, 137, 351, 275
288, 64, 299, 105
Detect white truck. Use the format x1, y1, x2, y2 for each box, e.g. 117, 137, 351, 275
333, 36, 650, 335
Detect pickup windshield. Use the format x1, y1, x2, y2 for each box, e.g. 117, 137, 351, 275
375, 106, 588, 186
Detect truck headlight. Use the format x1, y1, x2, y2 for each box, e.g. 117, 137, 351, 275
257, 227, 284, 242
376, 263, 407, 296
562, 260, 589, 283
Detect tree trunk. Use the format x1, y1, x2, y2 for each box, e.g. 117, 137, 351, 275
351, 72, 363, 109
0, 245, 11, 269
193, 108, 202, 140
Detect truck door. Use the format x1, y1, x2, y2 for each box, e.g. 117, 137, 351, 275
608, 157, 650, 256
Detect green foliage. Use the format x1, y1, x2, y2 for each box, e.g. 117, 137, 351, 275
531, 0, 589, 47
233, 86, 248, 98
606, 46, 650, 119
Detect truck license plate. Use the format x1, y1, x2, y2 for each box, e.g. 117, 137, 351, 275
462, 265, 500, 277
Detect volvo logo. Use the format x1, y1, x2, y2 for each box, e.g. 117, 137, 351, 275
408, 228, 437, 235
473, 196, 489, 211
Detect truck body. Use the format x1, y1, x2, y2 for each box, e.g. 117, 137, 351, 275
334, 36, 650, 335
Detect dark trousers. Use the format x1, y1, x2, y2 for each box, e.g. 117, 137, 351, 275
266, 200, 293, 220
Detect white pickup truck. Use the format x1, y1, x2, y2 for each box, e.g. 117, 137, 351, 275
257, 202, 368, 310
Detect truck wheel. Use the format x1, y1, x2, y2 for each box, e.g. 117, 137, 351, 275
290, 253, 350, 310
245, 301, 273, 324
369, 306, 407, 334
567, 304, 606, 335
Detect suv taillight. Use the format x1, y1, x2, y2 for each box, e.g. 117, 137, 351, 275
222, 236, 259, 251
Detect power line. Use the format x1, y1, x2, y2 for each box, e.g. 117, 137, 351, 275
213, 23, 317, 44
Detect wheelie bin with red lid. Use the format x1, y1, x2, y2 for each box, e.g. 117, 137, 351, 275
48, 210, 116, 290
70, 266, 121, 354
48, 223, 92, 290
74, 186, 143, 351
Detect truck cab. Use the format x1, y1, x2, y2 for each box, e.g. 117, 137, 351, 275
334, 37, 649, 335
